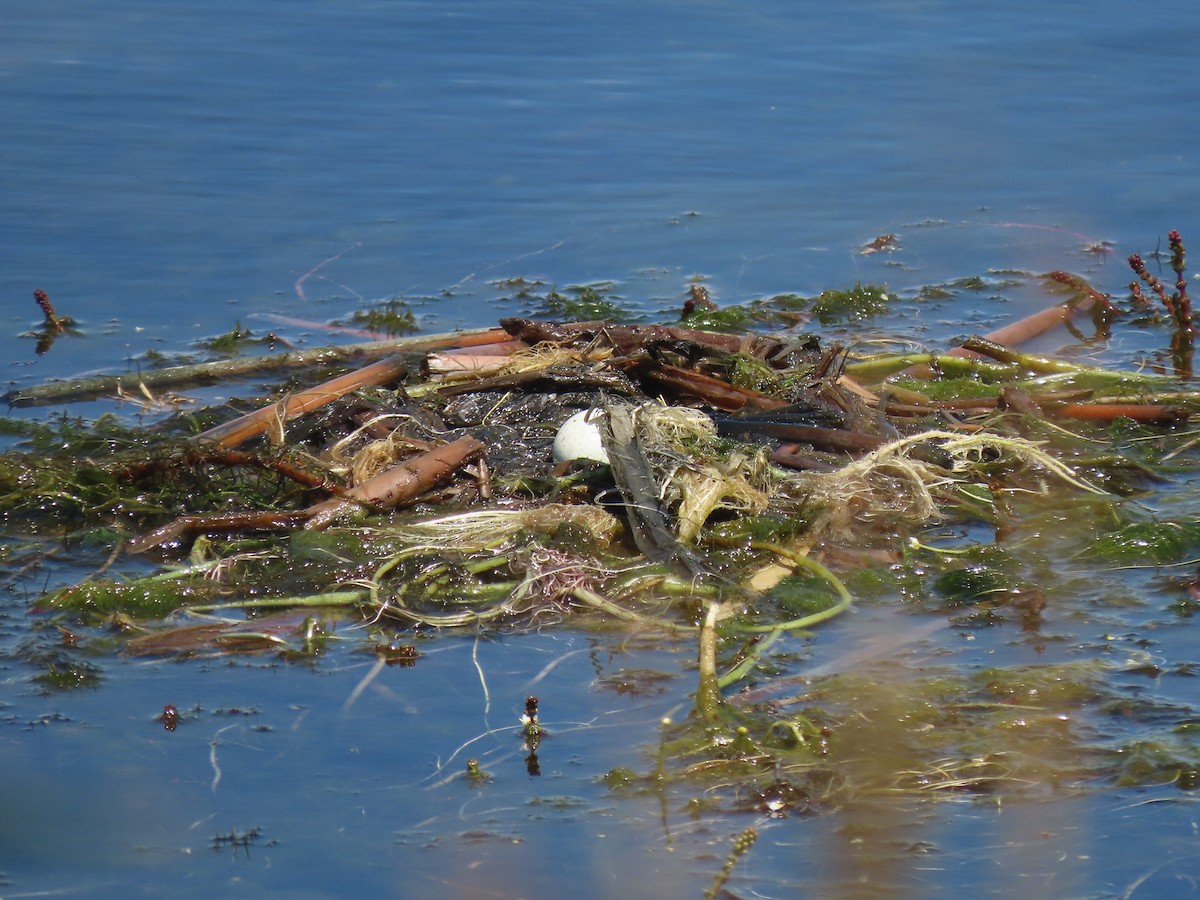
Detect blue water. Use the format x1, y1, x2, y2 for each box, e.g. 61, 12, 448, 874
4, 1, 1200, 896
5, 1, 1198, 384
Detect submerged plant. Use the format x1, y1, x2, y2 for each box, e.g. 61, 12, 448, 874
703, 826, 758, 900
348, 298, 418, 336
518, 281, 638, 322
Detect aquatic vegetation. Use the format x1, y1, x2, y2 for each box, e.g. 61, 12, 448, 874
347, 297, 418, 336
674, 282, 894, 332
1129, 231, 1192, 344
703, 826, 758, 900
1085, 518, 1200, 566
809, 282, 893, 325
48, 577, 224, 618
23, 289, 79, 355
515, 281, 639, 323
33, 662, 101, 691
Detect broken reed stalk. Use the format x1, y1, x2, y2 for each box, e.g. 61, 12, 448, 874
1052, 402, 1186, 426
962, 271, 1114, 352
195, 353, 410, 449
881, 272, 1114, 383
304, 434, 486, 529
127, 435, 486, 552
3, 325, 512, 408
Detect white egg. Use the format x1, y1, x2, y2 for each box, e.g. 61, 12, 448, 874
552, 408, 610, 464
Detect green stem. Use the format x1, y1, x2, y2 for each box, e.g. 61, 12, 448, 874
4, 326, 508, 407
185, 589, 367, 613
961, 335, 1102, 375
570, 585, 697, 630
734, 541, 853, 634
844, 353, 1020, 383
695, 600, 729, 722
717, 628, 784, 688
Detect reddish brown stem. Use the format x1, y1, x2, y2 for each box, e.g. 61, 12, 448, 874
500, 317, 785, 361
765, 425, 888, 453
303, 435, 487, 529
948, 272, 1108, 358
638, 363, 785, 412
1050, 403, 1186, 426
119, 448, 343, 493
195, 353, 411, 448
1169, 230, 1193, 336
1129, 252, 1181, 324
126, 511, 311, 554
128, 436, 486, 552
33, 289, 65, 331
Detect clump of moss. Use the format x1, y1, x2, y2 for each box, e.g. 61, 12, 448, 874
47, 579, 223, 619
520, 282, 638, 322
348, 298, 418, 336
934, 564, 1018, 606
1112, 734, 1200, 790
679, 286, 892, 331
34, 661, 102, 691
810, 283, 892, 325
199, 324, 293, 355
1086, 519, 1200, 566
679, 305, 760, 333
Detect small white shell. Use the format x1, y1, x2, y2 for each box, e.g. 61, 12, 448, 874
552, 409, 610, 464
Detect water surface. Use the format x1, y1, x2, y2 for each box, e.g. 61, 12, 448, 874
3, 2, 1200, 896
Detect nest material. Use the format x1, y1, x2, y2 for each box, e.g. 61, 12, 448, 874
793, 430, 1105, 539
389, 503, 624, 551
607, 402, 772, 545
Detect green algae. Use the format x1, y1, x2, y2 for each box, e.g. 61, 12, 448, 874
809, 282, 893, 325
519, 281, 638, 322
347, 298, 419, 336
46, 578, 224, 618
1086, 519, 1200, 566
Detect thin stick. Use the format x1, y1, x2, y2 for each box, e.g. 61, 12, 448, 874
209, 722, 240, 793
4, 326, 512, 408
294, 242, 362, 302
